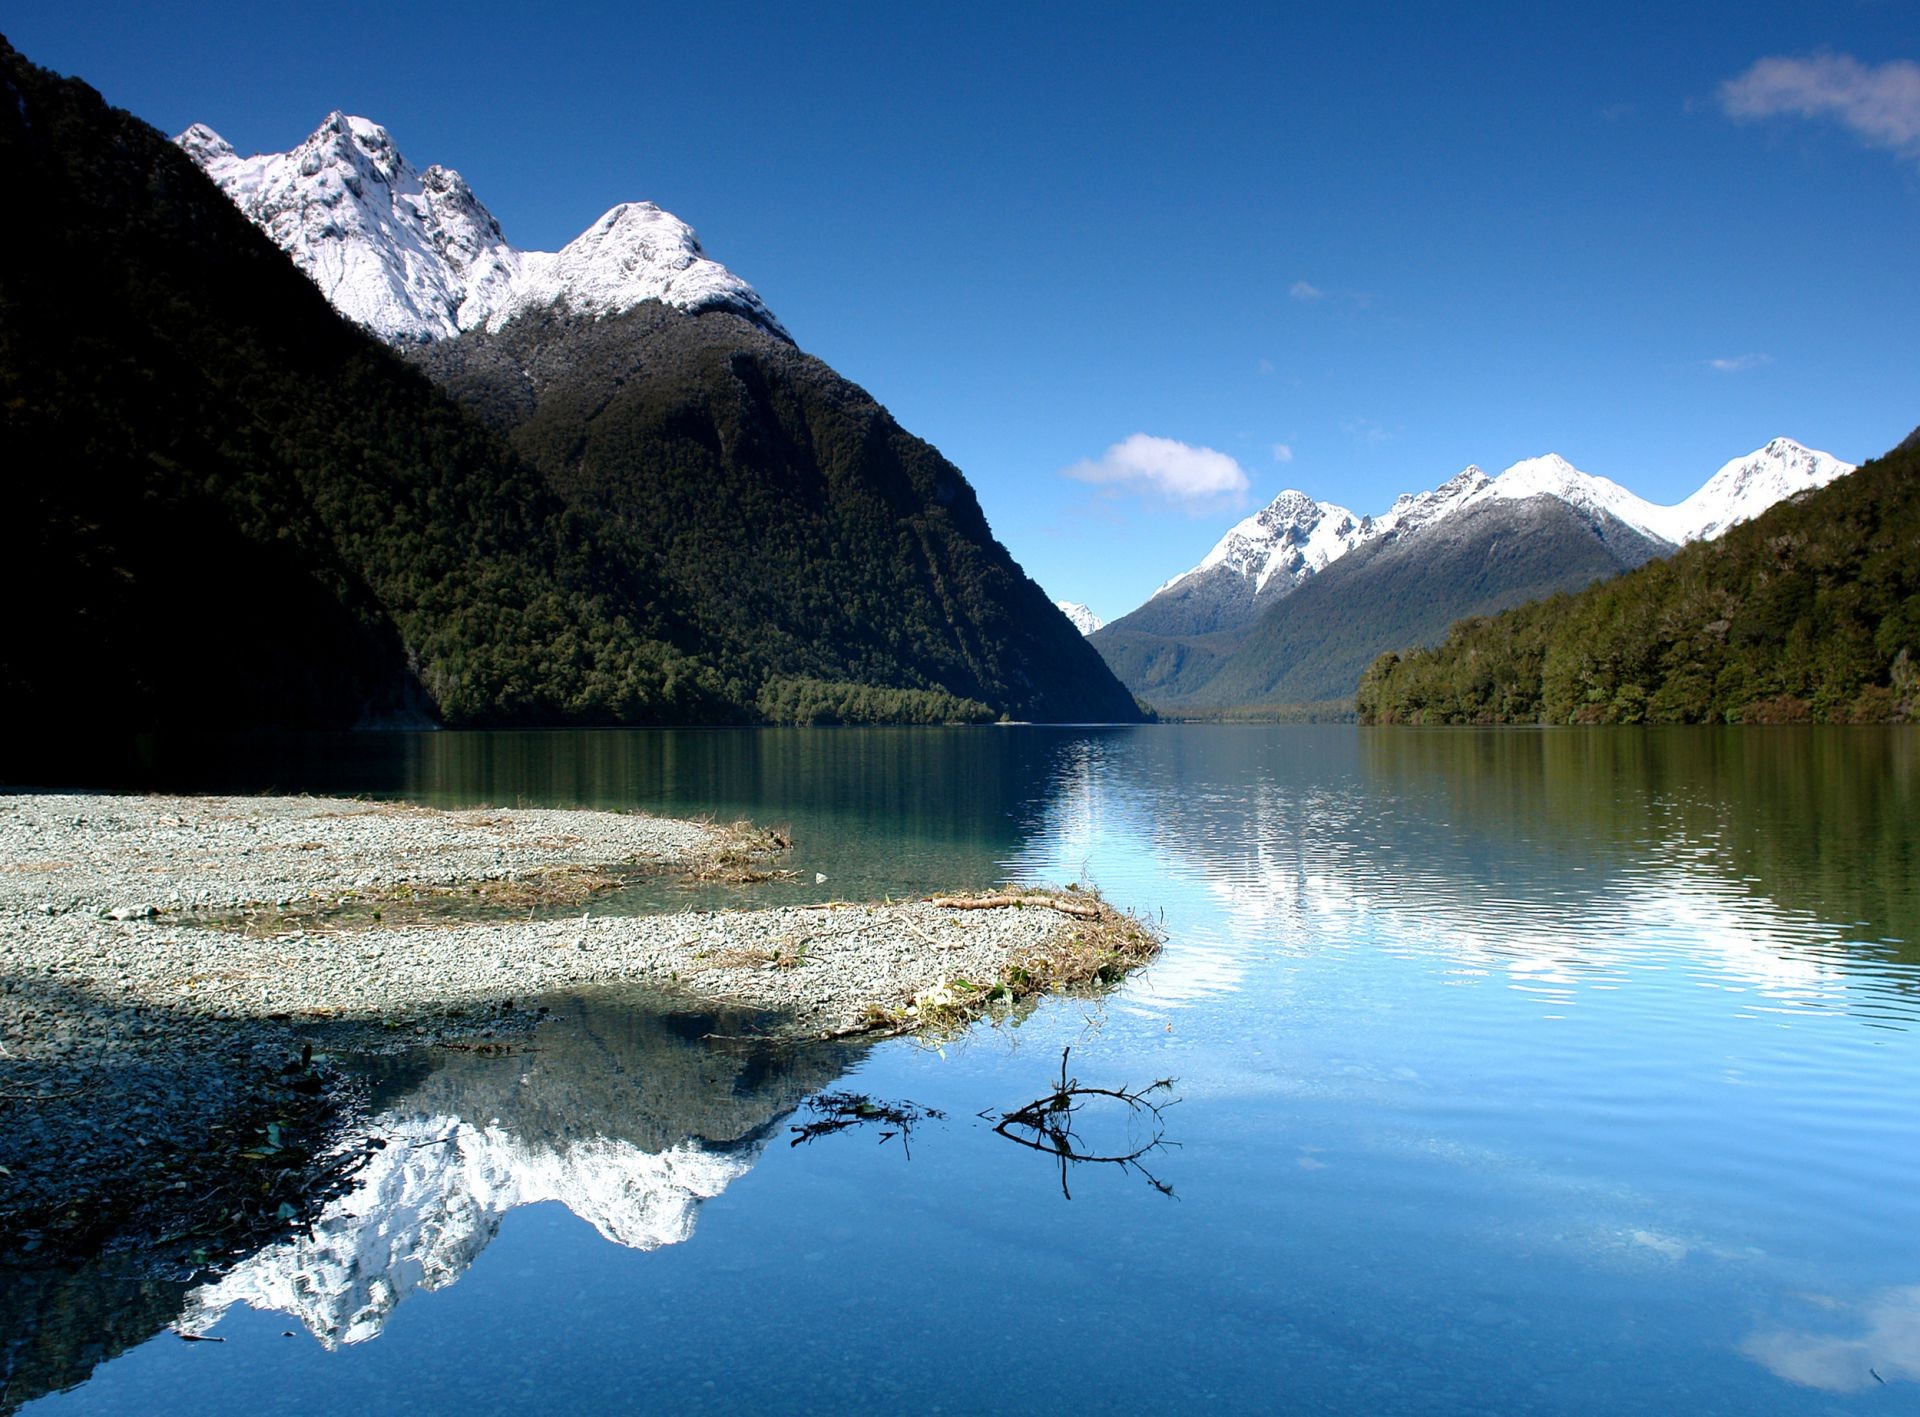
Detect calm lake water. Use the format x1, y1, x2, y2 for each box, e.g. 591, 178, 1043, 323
14, 725, 1920, 1415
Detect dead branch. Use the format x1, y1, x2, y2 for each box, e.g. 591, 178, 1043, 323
929, 892, 1103, 920
788, 1091, 945, 1159
987, 1046, 1178, 1199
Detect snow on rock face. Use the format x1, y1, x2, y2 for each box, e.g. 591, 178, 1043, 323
177, 114, 787, 345
1054, 601, 1104, 636
178, 1111, 753, 1348
1668, 437, 1853, 542
1446, 441, 1852, 545
1157, 488, 1373, 599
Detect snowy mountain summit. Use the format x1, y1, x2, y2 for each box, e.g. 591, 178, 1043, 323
1157, 489, 1372, 600
177, 113, 788, 345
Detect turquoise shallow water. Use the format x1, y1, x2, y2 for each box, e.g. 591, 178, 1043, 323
15, 725, 1920, 1414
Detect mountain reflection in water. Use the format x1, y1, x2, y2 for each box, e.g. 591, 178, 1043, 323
1009, 726, 1918, 1020
196, 996, 850, 1352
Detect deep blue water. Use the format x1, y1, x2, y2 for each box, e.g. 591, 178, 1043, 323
17, 725, 1920, 1414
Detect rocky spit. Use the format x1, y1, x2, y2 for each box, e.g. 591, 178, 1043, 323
0, 792, 1111, 1262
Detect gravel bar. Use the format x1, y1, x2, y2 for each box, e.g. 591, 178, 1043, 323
2, 793, 1129, 1260
0, 792, 1080, 1038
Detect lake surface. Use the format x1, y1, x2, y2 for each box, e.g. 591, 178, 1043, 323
12, 725, 1920, 1414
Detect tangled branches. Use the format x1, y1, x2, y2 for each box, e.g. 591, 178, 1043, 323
988, 1047, 1177, 1199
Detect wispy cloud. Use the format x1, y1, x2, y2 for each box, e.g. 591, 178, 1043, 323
1341, 417, 1397, 448
1271, 443, 1295, 463
1720, 53, 1920, 160
1291, 278, 1374, 309
1062, 434, 1250, 509
1704, 353, 1772, 374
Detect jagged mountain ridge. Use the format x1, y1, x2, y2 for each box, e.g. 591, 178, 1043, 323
178, 114, 787, 344
1094, 440, 1853, 709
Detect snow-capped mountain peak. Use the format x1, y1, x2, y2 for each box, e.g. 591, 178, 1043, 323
1158, 487, 1370, 598
1373, 465, 1490, 538
1055, 601, 1105, 636
1476, 454, 1667, 538
1669, 437, 1851, 541
177, 115, 787, 345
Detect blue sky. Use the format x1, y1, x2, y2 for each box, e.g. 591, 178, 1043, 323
10, 1, 1916, 621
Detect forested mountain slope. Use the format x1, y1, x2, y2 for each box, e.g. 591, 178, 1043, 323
1356, 431, 1915, 725
1, 37, 1135, 731
411, 304, 1139, 724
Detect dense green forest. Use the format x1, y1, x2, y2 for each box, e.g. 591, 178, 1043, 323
1356, 429, 1920, 725
755, 678, 995, 725
0, 36, 1136, 733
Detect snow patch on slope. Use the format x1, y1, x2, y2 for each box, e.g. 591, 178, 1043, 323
178, 114, 787, 345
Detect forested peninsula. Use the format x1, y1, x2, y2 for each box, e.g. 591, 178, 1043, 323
1356, 428, 1920, 726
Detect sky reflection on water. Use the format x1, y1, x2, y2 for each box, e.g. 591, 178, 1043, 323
17, 725, 1920, 1415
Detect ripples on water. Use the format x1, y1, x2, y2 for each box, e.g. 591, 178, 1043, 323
13, 725, 1920, 1414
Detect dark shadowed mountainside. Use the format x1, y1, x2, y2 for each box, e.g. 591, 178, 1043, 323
0, 35, 1136, 734
410, 304, 1139, 723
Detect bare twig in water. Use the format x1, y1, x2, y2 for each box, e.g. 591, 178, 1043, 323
787, 1091, 945, 1159
987, 1046, 1178, 1199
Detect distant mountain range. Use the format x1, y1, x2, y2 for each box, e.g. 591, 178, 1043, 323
1091, 439, 1853, 709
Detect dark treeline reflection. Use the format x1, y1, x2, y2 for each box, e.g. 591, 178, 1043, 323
1357, 727, 1920, 959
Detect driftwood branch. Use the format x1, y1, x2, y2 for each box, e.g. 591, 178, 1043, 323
928, 892, 1103, 921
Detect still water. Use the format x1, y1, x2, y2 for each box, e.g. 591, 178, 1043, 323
14, 726, 1920, 1414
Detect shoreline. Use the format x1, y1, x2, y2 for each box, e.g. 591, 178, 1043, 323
0, 792, 1158, 1263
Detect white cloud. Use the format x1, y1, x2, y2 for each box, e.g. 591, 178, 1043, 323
1257, 358, 1276, 376
1271, 442, 1295, 463
1288, 280, 1326, 300
1062, 433, 1251, 506
1704, 352, 1772, 373
1720, 53, 1920, 159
